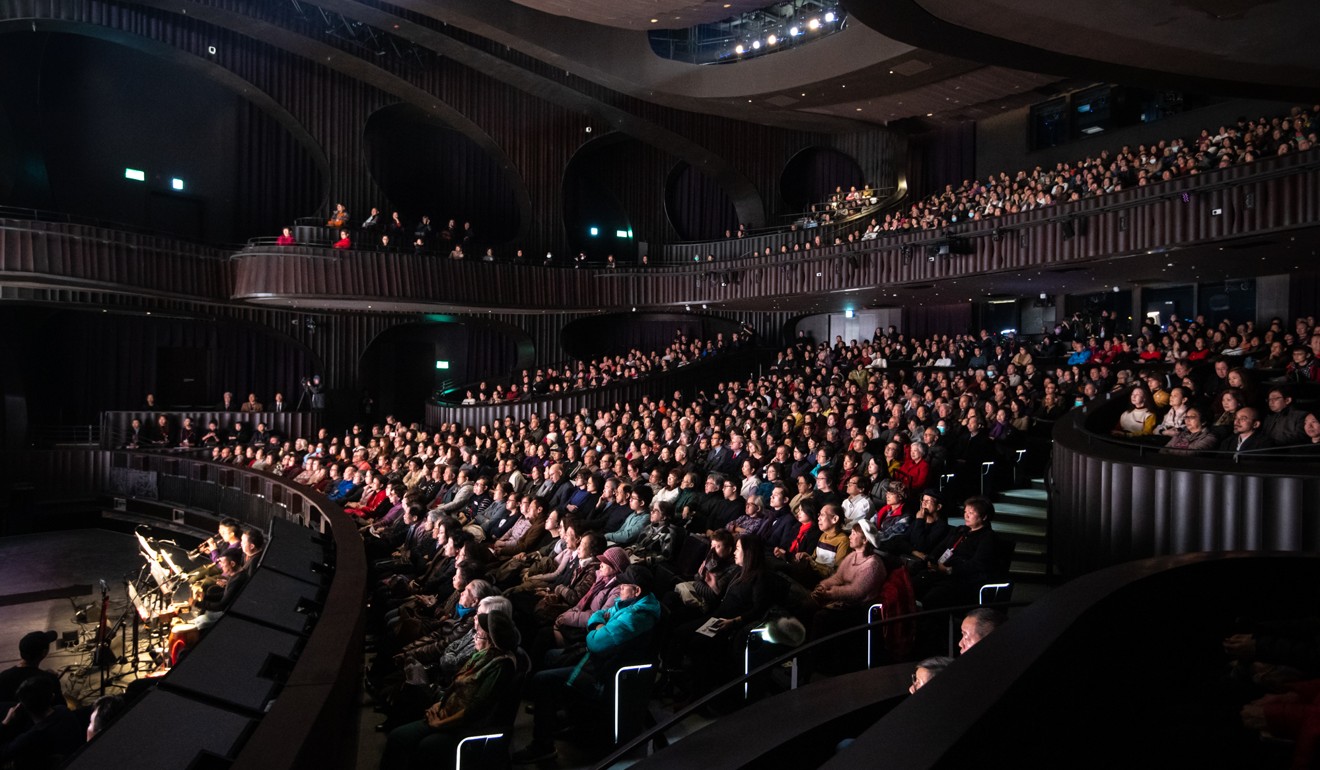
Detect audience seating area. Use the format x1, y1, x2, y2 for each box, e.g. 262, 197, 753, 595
105, 309, 1311, 767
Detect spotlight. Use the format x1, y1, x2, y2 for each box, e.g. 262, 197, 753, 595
824, 11, 836, 22
207, 45, 217, 55
789, 25, 800, 36
751, 40, 761, 50
735, 43, 745, 54
807, 17, 820, 30
766, 34, 777, 45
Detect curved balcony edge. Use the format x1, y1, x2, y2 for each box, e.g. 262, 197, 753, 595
229, 151, 1320, 312
423, 346, 775, 427
1051, 395, 1320, 577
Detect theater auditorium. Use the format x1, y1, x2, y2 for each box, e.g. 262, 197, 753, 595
1, 1, 1318, 768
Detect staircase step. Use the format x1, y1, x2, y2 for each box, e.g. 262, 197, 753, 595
1014, 540, 1047, 557
1029, 477, 1048, 491
947, 519, 1046, 540
1000, 488, 1048, 504
991, 502, 1048, 520
1010, 561, 1047, 576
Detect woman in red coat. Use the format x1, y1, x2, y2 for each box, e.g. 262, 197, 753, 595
895, 441, 931, 494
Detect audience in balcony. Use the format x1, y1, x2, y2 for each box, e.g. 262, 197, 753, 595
879, 105, 1316, 235
326, 203, 349, 229
444, 331, 746, 405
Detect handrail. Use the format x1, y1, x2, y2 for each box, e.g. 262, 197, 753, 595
594, 600, 1027, 769
0, 204, 245, 250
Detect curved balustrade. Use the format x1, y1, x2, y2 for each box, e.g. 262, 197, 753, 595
655, 192, 896, 263
424, 347, 773, 427
0, 219, 229, 299
100, 410, 324, 450
8, 449, 365, 770
599, 553, 1319, 769
3, 150, 1317, 311
232, 150, 1320, 311
1052, 391, 1320, 577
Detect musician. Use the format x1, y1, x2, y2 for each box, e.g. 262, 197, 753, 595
239, 528, 266, 575
191, 548, 246, 613
207, 518, 243, 563
191, 585, 226, 630
185, 518, 240, 590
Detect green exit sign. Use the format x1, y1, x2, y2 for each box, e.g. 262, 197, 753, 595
435, 360, 450, 370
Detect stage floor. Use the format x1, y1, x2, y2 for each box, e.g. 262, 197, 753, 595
0, 529, 179, 704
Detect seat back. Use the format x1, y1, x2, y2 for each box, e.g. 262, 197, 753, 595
673, 534, 711, 579
875, 556, 916, 660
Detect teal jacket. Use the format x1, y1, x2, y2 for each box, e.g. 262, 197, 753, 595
586, 593, 661, 654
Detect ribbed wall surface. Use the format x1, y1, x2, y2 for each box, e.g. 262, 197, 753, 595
1052, 404, 1320, 577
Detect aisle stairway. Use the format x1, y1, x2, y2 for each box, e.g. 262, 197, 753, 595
947, 477, 1050, 580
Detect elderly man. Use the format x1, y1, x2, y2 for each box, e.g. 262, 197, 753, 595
959, 607, 1007, 655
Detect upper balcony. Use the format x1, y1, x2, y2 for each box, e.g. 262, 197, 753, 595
3, 149, 1318, 313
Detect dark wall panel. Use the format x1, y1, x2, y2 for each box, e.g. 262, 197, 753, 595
8, 308, 316, 425
779, 147, 867, 211
665, 162, 739, 242
0, 1, 901, 257
363, 103, 521, 248
560, 313, 745, 360
358, 320, 523, 421
0, 33, 321, 243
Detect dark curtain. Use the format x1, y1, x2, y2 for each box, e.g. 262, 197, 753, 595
233, 99, 324, 240
665, 162, 739, 240
779, 147, 865, 210
364, 104, 521, 248
905, 303, 973, 341
463, 324, 519, 382
1289, 270, 1320, 321
559, 314, 744, 360
14, 309, 316, 425
906, 122, 976, 201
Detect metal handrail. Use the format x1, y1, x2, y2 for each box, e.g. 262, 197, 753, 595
594, 600, 1029, 768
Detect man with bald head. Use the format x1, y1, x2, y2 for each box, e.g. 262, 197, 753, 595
1219, 407, 1273, 457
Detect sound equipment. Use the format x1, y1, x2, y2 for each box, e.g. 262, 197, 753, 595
165, 616, 300, 714
227, 569, 322, 636
66, 689, 254, 769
